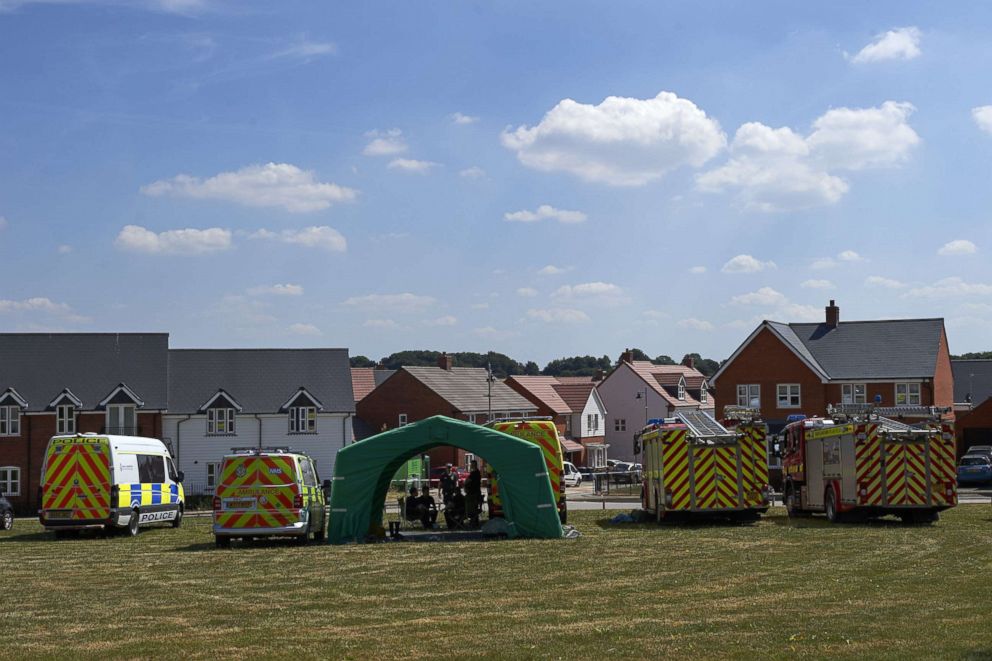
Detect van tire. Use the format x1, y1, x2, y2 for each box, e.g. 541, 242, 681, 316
171, 506, 183, 529
215, 535, 230, 548
127, 509, 140, 536
824, 488, 840, 524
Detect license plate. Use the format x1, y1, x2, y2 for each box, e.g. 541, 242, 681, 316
226, 499, 255, 510
47, 510, 73, 520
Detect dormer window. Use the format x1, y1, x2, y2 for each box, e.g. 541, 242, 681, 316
99, 383, 143, 435
281, 387, 323, 434
700, 382, 708, 404
57, 405, 76, 434
0, 406, 20, 437
677, 377, 686, 401
207, 408, 236, 435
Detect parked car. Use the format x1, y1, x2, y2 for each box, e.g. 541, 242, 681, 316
958, 455, 992, 485
611, 462, 642, 484
562, 461, 582, 487
963, 446, 992, 461
576, 465, 597, 480
0, 491, 13, 531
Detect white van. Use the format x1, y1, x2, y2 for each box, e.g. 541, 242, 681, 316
562, 461, 582, 487
39, 434, 186, 537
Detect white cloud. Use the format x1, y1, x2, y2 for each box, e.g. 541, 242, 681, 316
689, 266, 707, 274
801, 279, 834, 289
424, 315, 458, 327
698, 103, 918, 211
115, 225, 231, 255
865, 275, 907, 289
779, 303, 823, 322
251, 226, 347, 252
362, 129, 407, 156
57, 244, 72, 254
721, 254, 776, 274
538, 264, 569, 276
387, 158, 440, 173
247, 284, 304, 297
812, 250, 866, 269
363, 319, 399, 329
504, 204, 587, 224
811, 258, 837, 270
501, 91, 726, 186
473, 326, 519, 340
459, 166, 486, 179
678, 317, 714, 331
905, 277, 992, 299
938, 239, 977, 256
0, 0, 211, 15
527, 307, 590, 323
972, 106, 992, 135
269, 40, 336, 61
848, 27, 921, 64
451, 112, 479, 125
516, 287, 539, 297
142, 163, 356, 213
552, 282, 627, 305
837, 250, 864, 262
344, 292, 436, 312
0, 297, 90, 323
288, 322, 321, 336
731, 287, 788, 306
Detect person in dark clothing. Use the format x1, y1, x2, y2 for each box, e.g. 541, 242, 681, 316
418, 487, 438, 528
444, 486, 466, 529
405, 486, 421, 521
439, 464, 456, 502
464, 460, 482, 528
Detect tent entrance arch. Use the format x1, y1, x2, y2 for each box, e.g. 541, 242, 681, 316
328, 416, 564, 543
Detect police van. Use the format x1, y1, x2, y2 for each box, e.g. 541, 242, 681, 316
212, 447, 328, 548
39, 434, 185, 537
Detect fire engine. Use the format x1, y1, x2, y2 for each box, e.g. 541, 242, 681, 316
639, 409, 770, 521
782, 405, 957, 524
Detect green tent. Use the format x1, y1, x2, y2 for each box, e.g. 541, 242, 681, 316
328, 416, 564, 543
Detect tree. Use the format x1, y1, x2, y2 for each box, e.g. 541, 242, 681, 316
626, 348, 652, 362
652, 355, 676, 365
350, 355, 376, 368
953, 351, 992, 359
523, 361, 540, 375
542, 355, 613, 377
681, 353, 721, 377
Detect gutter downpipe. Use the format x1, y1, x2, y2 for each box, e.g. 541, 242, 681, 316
175, 415, 191, 466
256, 414, 263, 450
344, 413, 352, 446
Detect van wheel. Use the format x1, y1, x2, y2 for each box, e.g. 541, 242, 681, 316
127, 509, 140, 536
171, 506, 183, 529
215, 535, 230, 549
824, 489, 840, 524
295, 521, 311, 546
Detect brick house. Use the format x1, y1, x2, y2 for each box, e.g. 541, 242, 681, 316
163, 349, 355, 494
0, 333, 169, 513
596, 351, 715, 463
355, 354, 537, 466
951, 359, 992, 455
709, 300, 954, 434
504, 375, 609, 467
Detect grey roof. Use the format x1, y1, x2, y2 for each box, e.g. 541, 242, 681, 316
781, 319, 945, 380
168, 349, 355, 414
952, 360, 992, 405
767, 322, 827, 379
403, 366, 538, 413
0, 333, 169, 411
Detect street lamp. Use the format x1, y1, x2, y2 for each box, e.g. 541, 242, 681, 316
486, 360, 497, 422
634, 388, 648, 425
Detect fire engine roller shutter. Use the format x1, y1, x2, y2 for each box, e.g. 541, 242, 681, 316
327, 416, 564, 543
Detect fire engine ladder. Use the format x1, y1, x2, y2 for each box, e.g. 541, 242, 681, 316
676, 410, 731, 439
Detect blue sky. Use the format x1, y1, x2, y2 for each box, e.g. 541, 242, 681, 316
2, 1, 992, 364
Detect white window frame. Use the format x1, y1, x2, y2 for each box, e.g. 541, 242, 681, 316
206, 462, 221, 491
700, 385, 708, 404
464, 453, 475, 469
467, 414, 477, 424
106, 404, 137, 434
56, 404, 76, 434
895, 383, 921, 406
0, 466, 20, 496
207, 408, 236, 435
614, 418, 626, 432
736, 384, 760, 407
0, 406, 21, 436
398, 413, 408, 427
677, 379, 686, 401
842, 383, 867, 405
776, 384, 802, 409
288, 406, 317, 434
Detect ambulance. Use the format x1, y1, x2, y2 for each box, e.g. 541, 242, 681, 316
486, 419, 568, 523
212, 447, 328, 547
39, 434, 185, 537
638, 409, 770, 521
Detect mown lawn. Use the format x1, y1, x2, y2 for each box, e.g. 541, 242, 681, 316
1, 506, 991, 659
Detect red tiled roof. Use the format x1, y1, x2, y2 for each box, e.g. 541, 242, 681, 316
552, 381, 596, 413
626, 361, 711, 408
351, 368, 377, 403
504, 376, 572, 415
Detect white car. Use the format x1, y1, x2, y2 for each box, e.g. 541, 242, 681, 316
562, 461, 582, 487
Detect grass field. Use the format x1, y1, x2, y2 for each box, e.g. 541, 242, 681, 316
2, 506, 992, 659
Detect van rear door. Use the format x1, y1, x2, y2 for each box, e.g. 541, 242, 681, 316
42, 437, 112, 522
215, 455, 301, 529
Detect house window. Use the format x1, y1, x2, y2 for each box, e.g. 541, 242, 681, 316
842, 384, 867, 405
0, 406, 21, 436
700, 388, 708, 404
736, 384, 760, 407
777, 384, 801, 409
106, 404, 136, 434
614, 418, 626, 432
207, 408, 236, 435
206, 462, 221, 490
398, 413, 408, 427
289, 406, 317, 433
588, 413, 599, 432
57, 405, 75, 434
464, 453, 475, 468
677, 380, 686, 401
0, 466, 20, 496
895, 383, 921, 406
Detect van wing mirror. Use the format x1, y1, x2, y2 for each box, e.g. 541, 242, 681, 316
177, 471, 185, 483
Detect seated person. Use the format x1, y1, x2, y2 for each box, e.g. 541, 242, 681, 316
418, 488, 438, 528
405, 486, 421, 521
444, 486, 467, 529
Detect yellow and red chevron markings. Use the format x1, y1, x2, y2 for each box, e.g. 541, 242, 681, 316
490, 421, 565, 516
855, 424, 883, 506
885, 442, 929, 506
42, 439, 111, 520
214, 456, 301, 530
661, 430, 691, 510
928, 430, 957, 506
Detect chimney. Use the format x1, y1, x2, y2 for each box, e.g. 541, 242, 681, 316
681, 356, 695, 370
825, 299, 840, 329
438, 352, 454, 371
620, 348, 634, 364
593, 369, 605, 382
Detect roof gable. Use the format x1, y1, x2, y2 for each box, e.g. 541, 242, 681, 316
198, 389, 243, 412
505, 376, 572, 415
614, 362, 709, 407
403, 367, 537, 413
0, 387, 28, 409
551, 381, 597, 413
351, 367, 396, 403
48, 388, 83, 409
99, 383, 145, 408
